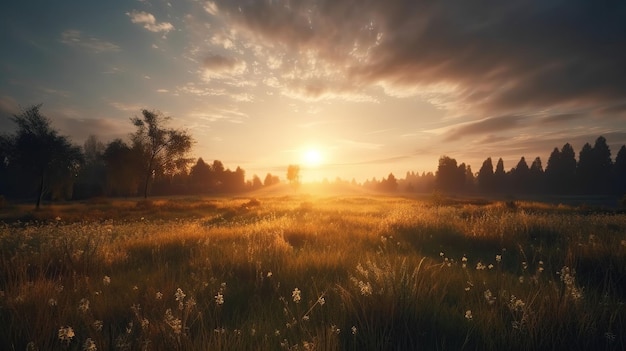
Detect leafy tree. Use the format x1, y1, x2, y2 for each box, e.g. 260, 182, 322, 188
75, 135, 106, 198
436, 156, 464, 193
264, 173, 280, 187
131, 109, 193, 198
103, 139, 142, 196
477, 157, 494, 193
287, 164, 301, 190
190, 158, 212, 192
250, 175, 263, 190
3, 105, 82, 209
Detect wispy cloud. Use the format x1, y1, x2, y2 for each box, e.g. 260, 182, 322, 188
127, 11, 174, 33
60, 30, 120, 53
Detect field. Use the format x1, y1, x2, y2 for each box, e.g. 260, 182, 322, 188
1, 194, 625, 350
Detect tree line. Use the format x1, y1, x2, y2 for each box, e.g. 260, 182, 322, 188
360, 136, 626, 199
0, 105, 281, 208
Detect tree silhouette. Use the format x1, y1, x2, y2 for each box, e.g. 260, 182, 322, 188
103, 139, 142, 196
493, 158, 506, 193
510, 157, 530, 193
592, 136, 612, 194
131, 109, 193, 198
4, 105, 82, 209
264, 173, 280, 187
477, 157, 494, 193
546, 144, 576, 194
436, 156, 464, 193
614, 145, 626, 197
576, 143, 595, 194
287, 164, 301, 190
190, 158, 212, 193
529, 156, 544, 193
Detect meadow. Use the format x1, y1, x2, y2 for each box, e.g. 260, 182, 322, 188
0, 194, 625, 350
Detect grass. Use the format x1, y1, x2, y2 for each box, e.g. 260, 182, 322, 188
0, 194, 625, 350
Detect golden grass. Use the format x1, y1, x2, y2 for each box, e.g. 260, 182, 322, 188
1, 195, 625, 350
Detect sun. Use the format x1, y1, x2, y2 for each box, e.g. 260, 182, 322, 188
302, 148, 323, 167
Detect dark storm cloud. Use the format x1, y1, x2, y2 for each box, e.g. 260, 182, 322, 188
212, 0, 626, 114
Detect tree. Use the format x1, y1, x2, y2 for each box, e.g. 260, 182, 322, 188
436, 156, 464, 193
576, 143, 594, 194
287, 164, 301, 190
529, 157, 544, 193
75, 135, 106, 198
4, 104, 82, 209
592, 136, 612, 194
477, 157, 494, 193
131, 109, 193, 198
264, 173, 280, 187
614, 145, 626, 196
546, 144, 576, 194
190, 158, 212, 192
510, 157, 530, 193
380, 173, 398, 192
493, 158, 506, 193
103, 139, 142, 196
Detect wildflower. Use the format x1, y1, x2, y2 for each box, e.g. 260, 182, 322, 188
495, 254, 502, 263
476, 262, 486, 270
464, 310, 473, 321
488, 264, 494, 270
215, 292, 224, 305
484, 289, 496, 305
508, 295, 525, 312
78, 298, 90, 313
93, 320, 103, 332
274, 329, 281, 336
318, 297, 325, 306
175, 288, 186, 302
58, 326, 75, 344
55, 216, 61, 221
155, 292, 163, 300
440, 252, 444, 257
351, 326, 358, 335
302, 315, 310, 321
267, 271, 273, 278
462, 255, 468, 268
132, 285, 139, 291
518, 276, 524, 283
358, 281, 373, 296
48, 298, 58, 306
102, 276, 111, 286
83, 338, 97, 351
522, 261, 528, 270
185, 296, 197, 309
292, 288, 301, 303
164, 309, 182, 335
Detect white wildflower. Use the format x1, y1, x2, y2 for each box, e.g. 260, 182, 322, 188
58, 326, 75, 344
292, 288, 301, 303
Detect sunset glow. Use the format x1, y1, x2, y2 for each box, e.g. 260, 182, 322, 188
302, 148, 323, 168
0, 1, 624, 182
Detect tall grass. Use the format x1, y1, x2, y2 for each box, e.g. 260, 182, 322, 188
0, 195, 624, 350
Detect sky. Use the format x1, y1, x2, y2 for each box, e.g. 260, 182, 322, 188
1, 0, 626, 183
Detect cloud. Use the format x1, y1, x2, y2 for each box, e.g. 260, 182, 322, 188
209, 0, 626, 117
60, 30, 120, 53
444, 115, 526, 141
202, 54, 247, 80
127, 11, 174, 33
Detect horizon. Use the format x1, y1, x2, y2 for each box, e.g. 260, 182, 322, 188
1, 1, 625, 183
